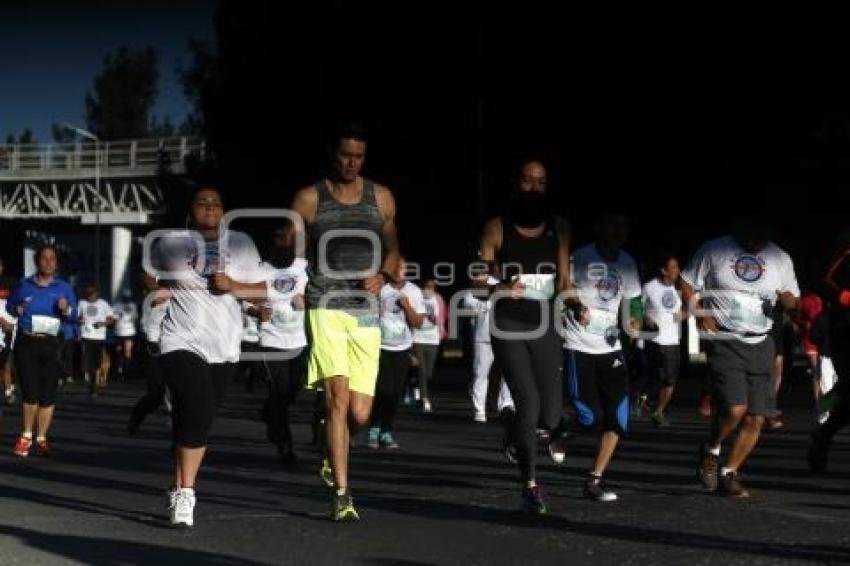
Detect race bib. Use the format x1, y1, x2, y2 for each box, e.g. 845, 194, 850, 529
355, 312, 379, 328
271, 304, 300, 330
585, 308, 618, 337
32, 315, 60, 336
730, 294, 768, 327
381, 317, 410, 346
519, 274, 556, 301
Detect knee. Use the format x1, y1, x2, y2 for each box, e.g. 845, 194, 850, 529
350, 408, 371, 428
743, 414, 764, 430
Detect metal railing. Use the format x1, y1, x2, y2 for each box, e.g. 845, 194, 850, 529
0, 137, 205, 179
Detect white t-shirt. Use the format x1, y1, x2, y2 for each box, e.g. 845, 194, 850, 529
112, 301, 138, 337
561, 244, 642, 355
142, 298, 169, 343
642, 278, 682, 346
157, 229, 265, 363
379, 282, 427, 352
681, 236, 800, 345
241, 305, 260, 344
79, 298, 112, 341
413, 292, 442, 346
0, 298, 17, 350
462, 290, 492, 344
259, 258, 308, 351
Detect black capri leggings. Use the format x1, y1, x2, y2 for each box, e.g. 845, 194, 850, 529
14, 333, 62, 407
371, 349, 411, 432
490, 324, 563, 484
160, 350, 235, 448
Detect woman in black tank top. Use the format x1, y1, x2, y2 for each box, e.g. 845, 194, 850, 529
477, 160, 570, 515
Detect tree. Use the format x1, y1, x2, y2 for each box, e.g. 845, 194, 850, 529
51, 123, 76, 144
177, 38, 217, 137
85, 47, 159, 140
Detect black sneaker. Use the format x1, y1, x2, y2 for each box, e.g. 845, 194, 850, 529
583, 475, 618, 502
331, 490, 360, 522
651, 411, 671, 428
548, 429, 569, 465
697, 445, 720, 492
521, 486, 548, 515
718, 471, 750, 498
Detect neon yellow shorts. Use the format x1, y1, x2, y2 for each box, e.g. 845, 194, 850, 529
307, 308, 381, 396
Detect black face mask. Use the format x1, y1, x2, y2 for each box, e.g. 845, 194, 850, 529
511, 191, 547, 228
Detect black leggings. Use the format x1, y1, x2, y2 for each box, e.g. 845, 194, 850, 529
14, 334, 61, 407
82, 339, 105, 377
259, 347, 306, 445
491, 325, 563, 484
371, 349, 411, 432
160, 350, 235, 448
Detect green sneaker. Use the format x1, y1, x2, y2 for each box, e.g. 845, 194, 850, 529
319, 457, 334, 488
331, 490, 360, 522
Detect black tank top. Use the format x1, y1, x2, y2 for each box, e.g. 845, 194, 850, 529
493, 218, 560, 328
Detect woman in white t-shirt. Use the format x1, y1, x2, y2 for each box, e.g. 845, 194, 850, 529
367, 258, 426, 449
78, 286, 114, 396
152, 185, 266, 528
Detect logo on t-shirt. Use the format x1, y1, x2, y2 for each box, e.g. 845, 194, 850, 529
662, 289, 678, 310
596, 270, 623, 302
272, 275, 296, 294
733, 255, 765, 283
86, 305, 99, 317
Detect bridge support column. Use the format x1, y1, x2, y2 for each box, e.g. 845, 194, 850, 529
110, 226, 132, 302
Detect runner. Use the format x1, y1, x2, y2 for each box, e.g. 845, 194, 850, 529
127, 273, 171, 435
462, 288, 514, 423
641, 252, 685, 427
368, 257, 425, 449
257, 223, 309, 464
77, 285, 114, 396
562, 211, 641, 502
412, 278, 445, 413
477, 159, 570, 514
0, 286, 18, 405
152, 184, 266, 527
683, 219, 800, 497
5, 244, 78, 457
112, 289, 138, 381
291, 122, 401, 521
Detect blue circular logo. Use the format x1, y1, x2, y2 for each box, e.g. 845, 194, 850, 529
273, 275, 296, 294
734, 255, 764, 283
596, 271, 622, 302
662, 289, 678, 309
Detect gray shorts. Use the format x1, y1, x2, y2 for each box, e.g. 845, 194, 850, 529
706, 338, 775, 416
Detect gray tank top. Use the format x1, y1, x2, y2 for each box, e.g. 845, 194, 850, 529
305, 179, 384, 313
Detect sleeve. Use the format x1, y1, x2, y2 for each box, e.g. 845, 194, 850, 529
681, 241, 713, 291
779, 252, 801, 297
230, 232, 265, 283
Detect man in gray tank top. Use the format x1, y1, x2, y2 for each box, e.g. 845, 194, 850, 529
291, 123, 400, 521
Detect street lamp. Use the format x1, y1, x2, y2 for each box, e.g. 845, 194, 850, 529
61, 123, 101, 291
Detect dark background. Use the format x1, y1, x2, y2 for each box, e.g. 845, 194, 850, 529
6, 2, 850, 290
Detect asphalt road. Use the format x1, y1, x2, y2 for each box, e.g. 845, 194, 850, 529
0, 363, 848, 565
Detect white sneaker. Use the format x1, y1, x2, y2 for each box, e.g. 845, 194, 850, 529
170, 488, 195, 527
422, 399, 432, 413
474, 412, 487, 423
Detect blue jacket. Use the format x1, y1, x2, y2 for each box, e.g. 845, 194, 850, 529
5, 276, 78, 335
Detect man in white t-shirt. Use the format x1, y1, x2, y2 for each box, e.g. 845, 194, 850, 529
682, 221, 800, 499
641, 253, 685, 427
368, 258, 426, 450
561, 212, 641, 502
257, 256, 308, 464
0, 288, 18, 405
78, 286, 114, 396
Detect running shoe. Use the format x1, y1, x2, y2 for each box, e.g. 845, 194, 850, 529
718, 471, 750, 498
367, 427, 380, 449
13, 436, 32, 458
521, 486, 548, 515
35, 438, 51, 457
651, 410, 671, 428
697, 444, 720, 492
584, 475, 618, 502
170, 488, 196, 527
331, 490, 360, 522
379, 432, 399, 449
319, 457, 335, 488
